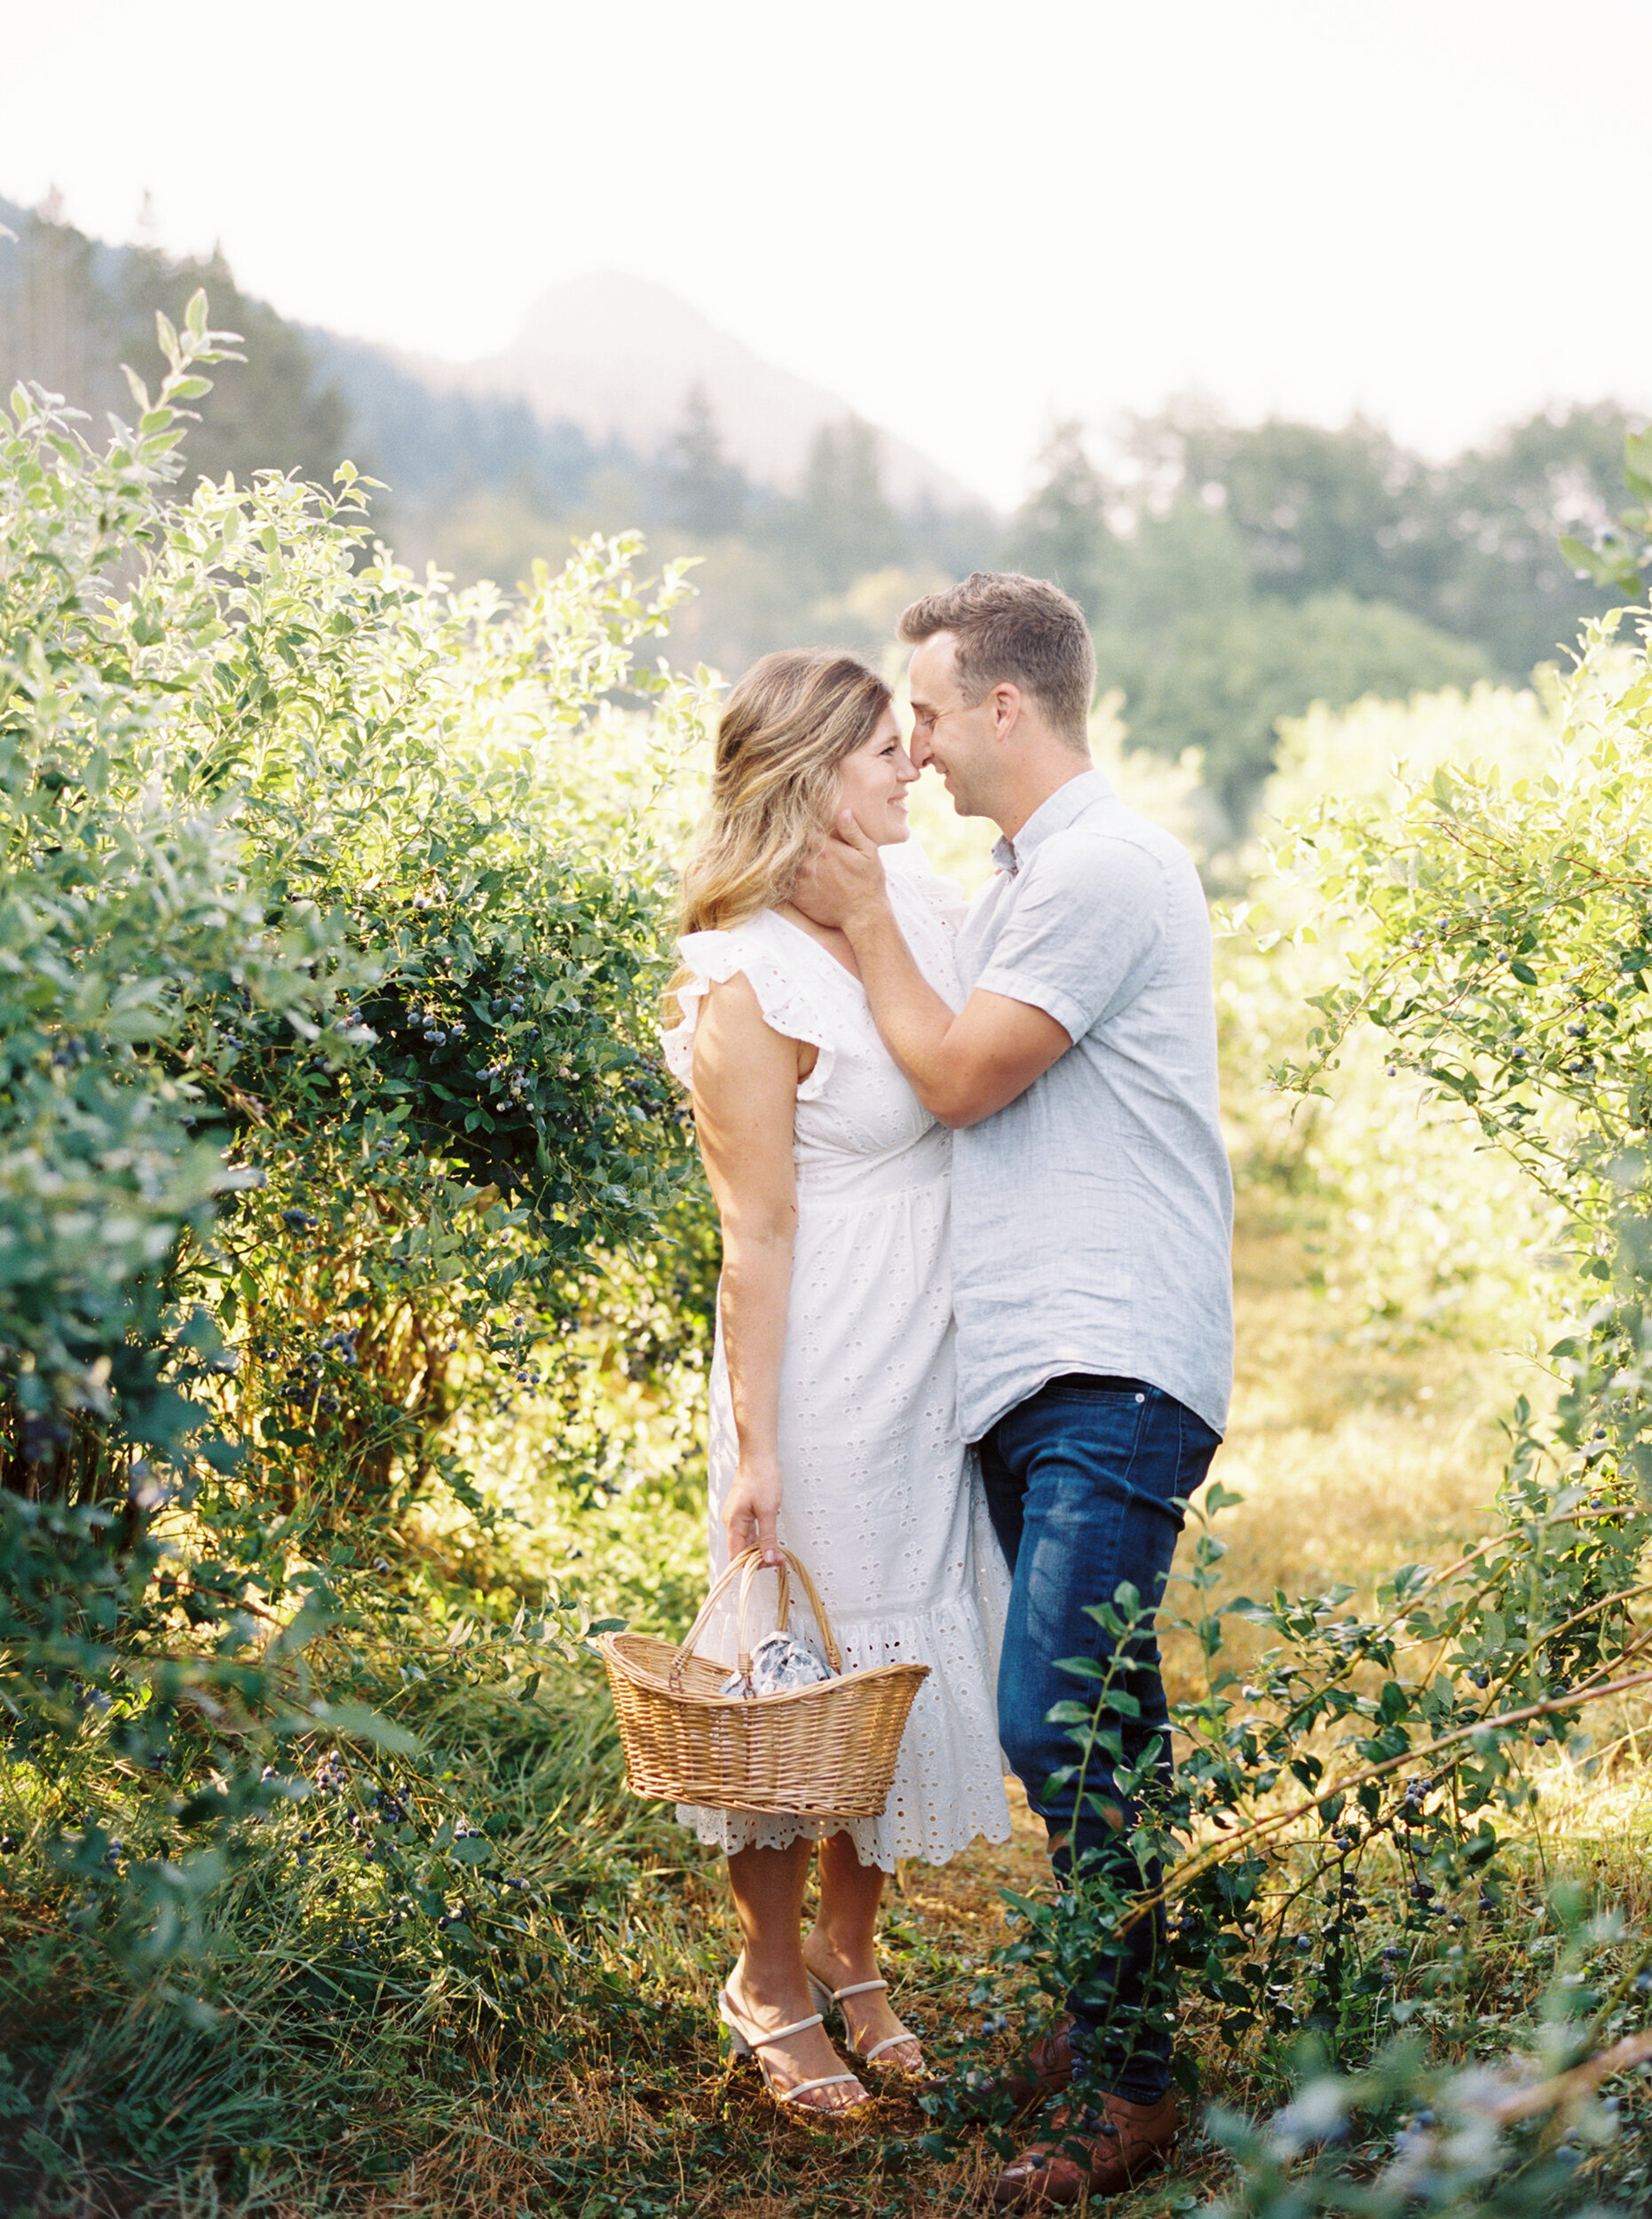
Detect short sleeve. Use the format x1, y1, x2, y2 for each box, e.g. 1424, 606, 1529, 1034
973, 830, 1166, 1041
661, 923, 839, 1101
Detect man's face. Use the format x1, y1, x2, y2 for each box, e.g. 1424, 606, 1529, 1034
907, 632, 999, 817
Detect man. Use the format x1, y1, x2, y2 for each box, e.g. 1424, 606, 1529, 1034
794, 573, 1233, 2209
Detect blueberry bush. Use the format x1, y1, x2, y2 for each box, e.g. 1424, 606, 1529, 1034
0, 295, 714, 1983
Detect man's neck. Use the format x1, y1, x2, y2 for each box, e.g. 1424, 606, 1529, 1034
994, 754, 1093, 844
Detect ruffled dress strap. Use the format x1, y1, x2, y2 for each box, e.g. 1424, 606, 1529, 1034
662, 917, 839, 1102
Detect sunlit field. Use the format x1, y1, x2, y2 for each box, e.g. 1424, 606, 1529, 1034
84, 1203, 1585, 2219
4, 314, 1652, 2219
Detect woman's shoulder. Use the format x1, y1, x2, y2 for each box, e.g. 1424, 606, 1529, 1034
663, 912, 840, 1094
676, 910, 802, 987
676, 919, 751, 981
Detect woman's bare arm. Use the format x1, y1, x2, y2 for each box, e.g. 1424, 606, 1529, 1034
690, 970, 810, 1567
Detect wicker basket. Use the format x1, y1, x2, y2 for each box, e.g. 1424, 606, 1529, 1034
597, 1546, 929, 1816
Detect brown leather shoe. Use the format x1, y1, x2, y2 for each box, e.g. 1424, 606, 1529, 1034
991, 2089, 1179, 2209
954, 2018, 1079, 2118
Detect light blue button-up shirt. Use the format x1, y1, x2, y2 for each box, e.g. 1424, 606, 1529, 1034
951, 767, 1234, 1442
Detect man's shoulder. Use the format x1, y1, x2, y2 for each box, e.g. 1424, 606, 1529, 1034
1030, 799, 1195, 896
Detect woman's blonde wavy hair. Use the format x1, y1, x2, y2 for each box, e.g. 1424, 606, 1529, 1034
667, 650, 891, 1023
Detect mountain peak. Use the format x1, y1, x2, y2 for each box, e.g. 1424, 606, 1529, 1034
515, 270, 723, 351
440, 270, 982, 509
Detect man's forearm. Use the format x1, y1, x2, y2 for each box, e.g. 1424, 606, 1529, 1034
844, 891, 1075, 1127
843, 896, 960, 1115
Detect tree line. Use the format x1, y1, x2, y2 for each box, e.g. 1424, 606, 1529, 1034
1010, 405, 1641, 828
2, 193, 1641, 831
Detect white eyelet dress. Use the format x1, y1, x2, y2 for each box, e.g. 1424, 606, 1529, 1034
662, 845, 1012, 1871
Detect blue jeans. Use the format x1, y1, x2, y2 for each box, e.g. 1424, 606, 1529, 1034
979, 1376, 1220, 2105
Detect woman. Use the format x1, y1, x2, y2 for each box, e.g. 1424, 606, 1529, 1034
663, 650, 1010, 2118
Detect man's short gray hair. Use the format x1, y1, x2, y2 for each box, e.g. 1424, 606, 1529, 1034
897, 572, 1095, 748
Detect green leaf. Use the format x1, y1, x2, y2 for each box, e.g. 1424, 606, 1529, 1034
299, 1701, 420, 1754
266, 1590, 337, 1659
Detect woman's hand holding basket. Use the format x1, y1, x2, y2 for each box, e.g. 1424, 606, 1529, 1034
722, 1454, 784, 1567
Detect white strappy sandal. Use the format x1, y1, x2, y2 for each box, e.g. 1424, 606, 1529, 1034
717, 1977, 872, 2117
807, 1970, 928, 2075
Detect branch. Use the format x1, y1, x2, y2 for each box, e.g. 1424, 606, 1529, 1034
1490, 2028, 1652, 2124
1162, 1666, 1652, 1908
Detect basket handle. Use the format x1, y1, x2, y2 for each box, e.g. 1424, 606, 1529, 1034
735, 1547, 843, 1682
665, 1548, 791, 1692
664, 1546, 842, 1694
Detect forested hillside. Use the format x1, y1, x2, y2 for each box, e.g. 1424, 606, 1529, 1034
2, 192, 1640, 838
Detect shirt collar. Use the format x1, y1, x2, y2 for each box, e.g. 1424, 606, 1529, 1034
990, 766, 1114, 878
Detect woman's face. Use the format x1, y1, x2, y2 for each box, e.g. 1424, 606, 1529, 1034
834, 705, 920, 846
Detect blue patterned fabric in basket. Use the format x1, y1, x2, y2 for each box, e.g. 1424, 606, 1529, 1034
719, 1630, 835, 1698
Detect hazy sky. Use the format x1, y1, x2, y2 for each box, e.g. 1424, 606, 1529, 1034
6, 0, 1649, 508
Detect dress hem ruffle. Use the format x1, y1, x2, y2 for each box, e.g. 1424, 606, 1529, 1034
674, 1804, 1015, 1875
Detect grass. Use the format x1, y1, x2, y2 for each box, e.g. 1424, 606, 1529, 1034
2, 1206, 1648, 2217
1161, 1196, 1541, 1701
